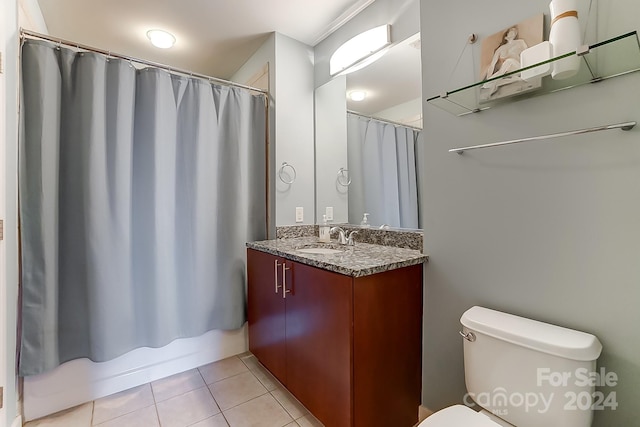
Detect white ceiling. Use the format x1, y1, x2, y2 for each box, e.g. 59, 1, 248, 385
36, 0, 374, 79
35, 0, 421, 122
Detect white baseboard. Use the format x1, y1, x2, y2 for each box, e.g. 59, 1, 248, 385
23, 326, 247, 421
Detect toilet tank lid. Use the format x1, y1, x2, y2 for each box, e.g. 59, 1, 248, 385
460, 306, 602, 361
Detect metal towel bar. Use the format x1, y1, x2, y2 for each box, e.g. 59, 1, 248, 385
450, 121, 636, 154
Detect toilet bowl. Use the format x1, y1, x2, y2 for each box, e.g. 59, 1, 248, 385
419, 306, 602, 427
418, 405, 508, 426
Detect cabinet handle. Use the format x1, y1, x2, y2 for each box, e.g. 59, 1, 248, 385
274, 260, 283, 294
282, 263, 291, 299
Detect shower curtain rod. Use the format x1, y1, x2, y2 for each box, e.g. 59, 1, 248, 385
19, 29, 269, 96
347, 110, 422, 131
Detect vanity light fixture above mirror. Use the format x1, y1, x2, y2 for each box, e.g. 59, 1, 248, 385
330, 24, 391, 76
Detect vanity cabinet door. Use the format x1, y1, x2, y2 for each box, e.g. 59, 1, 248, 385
247, 249, 287, 384
353, 264, 423, 427
285, 261, 353, 427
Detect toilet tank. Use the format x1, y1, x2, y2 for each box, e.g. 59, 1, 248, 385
460, 306, 602, 427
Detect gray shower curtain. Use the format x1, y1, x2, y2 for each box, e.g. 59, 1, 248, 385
19, 39, 267, 376
347, 113, 421, 229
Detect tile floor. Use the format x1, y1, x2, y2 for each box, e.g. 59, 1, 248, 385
25, 353, 324, 427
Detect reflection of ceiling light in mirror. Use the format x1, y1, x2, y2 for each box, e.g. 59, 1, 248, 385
330, 24, 391, 76
349, 91, 367, 101
146, 29, 176, 49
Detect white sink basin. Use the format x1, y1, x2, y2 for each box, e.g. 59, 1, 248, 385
297, 247, 344, 255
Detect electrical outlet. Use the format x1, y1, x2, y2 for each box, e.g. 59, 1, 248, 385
295, 207, 304, 223
325, 207, 334, 221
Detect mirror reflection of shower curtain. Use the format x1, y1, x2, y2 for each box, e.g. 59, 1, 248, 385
347, 113, 421, 229
19, 39, 267, 376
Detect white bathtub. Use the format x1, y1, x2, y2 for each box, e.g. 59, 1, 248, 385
23, 325, 248, 421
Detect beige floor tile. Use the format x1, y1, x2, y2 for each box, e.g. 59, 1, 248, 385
24, 402, 93, 427
295, 413, 324, 427
239, 355, 282, 391
94, 405, 159, 427
223, 394, 293, 427
190, 413, 230, 427
238, 354, 260, 371
271, 387, 308, 420
151, 368, 206, 402
156, 386, 220, 427
251, 364, 280, 391
92, 384, 155, 425
29, 353, 323, 427
209, 371, 268, 410
199, 356, 249, 384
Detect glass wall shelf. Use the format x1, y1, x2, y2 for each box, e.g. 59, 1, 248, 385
426, 31, 640, 116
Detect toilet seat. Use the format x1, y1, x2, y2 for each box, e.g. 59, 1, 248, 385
418, 405, 504, 427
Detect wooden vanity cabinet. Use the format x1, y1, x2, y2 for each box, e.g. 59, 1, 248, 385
246, 247, 288, 383
247, 248, 423, 427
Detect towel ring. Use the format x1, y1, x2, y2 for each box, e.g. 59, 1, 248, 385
337, 168, 351, 187
278, 162, 297, 184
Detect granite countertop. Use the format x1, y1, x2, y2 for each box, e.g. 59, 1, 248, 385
247, 236, 428, 278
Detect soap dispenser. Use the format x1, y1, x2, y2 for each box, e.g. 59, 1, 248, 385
360, 213, 370, 228
319, 214, 331, 243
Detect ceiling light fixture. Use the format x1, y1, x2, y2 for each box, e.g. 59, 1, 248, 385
330, 24, 391, 76
146, 29, 176, 49
349, 91, 367, 101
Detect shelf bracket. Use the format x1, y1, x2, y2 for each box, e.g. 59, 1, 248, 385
576, 44, 591, 56
450, 121, 636, 154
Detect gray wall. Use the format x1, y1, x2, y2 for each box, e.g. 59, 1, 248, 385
234, 33, 315, 228
273, 33, 316, 226
420, 1, 640, 426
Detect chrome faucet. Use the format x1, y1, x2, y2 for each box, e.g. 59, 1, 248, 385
330, 227, 348, 244
330, 227, 358, 246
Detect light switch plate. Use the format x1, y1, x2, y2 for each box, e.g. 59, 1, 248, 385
325, 207, 334, 221
295, 207, 304, 223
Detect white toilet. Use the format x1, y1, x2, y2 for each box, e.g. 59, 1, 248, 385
420, 306, 602, 427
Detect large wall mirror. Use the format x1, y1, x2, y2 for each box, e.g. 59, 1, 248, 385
315, 32, 423, 229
